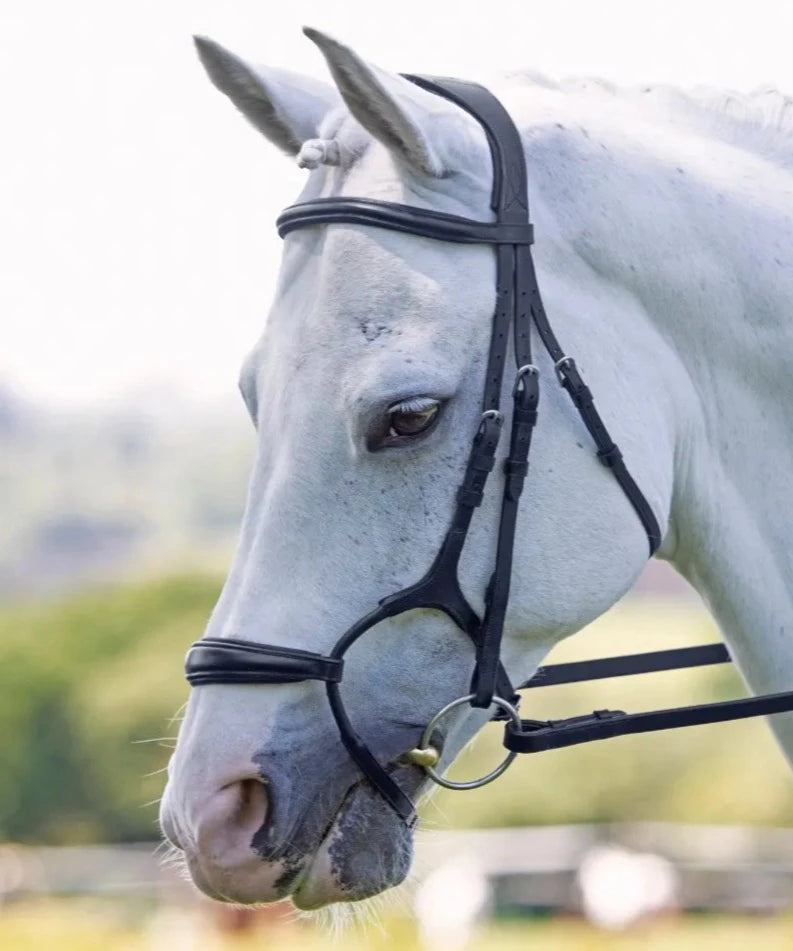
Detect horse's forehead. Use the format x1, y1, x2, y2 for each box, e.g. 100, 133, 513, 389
336, 146, 431, 203
257, 236, 492, 424
261, 124, 500, 382
304, 234, 494, 373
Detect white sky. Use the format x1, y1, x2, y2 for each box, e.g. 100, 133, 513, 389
2, 0, 792, 406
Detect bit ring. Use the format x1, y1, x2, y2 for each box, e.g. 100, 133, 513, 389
408, 693, 521, 790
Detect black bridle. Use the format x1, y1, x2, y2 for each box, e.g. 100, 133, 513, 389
185, 76, 793, 825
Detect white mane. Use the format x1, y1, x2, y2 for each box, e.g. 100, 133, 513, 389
507, 70, 793, 171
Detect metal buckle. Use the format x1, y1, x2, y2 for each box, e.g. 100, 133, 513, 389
554, 356, 574, 385
404, 694, 520, 790
512, 364, 539, 398
475, 409, 504, 439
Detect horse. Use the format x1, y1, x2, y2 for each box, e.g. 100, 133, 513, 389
160, 26, 793, 909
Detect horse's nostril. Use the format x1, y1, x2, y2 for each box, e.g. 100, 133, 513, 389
228, 777, 269, 839
190, 775, 272, 864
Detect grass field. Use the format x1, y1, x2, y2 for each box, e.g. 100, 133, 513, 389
3, 899, 793, 951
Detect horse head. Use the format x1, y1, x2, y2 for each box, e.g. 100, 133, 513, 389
160, 28, 674, 908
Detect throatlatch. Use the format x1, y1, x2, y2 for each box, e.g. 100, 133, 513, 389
184, 74, 793, 824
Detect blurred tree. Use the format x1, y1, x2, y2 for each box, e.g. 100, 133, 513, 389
0, 575, 220, 843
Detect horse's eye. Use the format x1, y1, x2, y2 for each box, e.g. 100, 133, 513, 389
387, 399, 441, 440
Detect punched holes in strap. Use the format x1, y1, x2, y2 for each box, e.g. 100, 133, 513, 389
185, 638, 344, 686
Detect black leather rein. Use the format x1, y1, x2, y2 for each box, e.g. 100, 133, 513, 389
184, 74, 793, 825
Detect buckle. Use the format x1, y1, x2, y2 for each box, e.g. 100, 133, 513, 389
480, 408, 504, 426
554, 355, 574, 385
475, 409, 504, 440
512, 364, 539, 399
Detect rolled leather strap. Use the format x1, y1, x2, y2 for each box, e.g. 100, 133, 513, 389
185, 638, 343, 686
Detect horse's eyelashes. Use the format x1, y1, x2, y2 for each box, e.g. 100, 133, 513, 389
388, 402, 440, 438
367, 397, 443, 449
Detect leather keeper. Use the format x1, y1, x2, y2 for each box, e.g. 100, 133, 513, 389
504, 459, 529, 477
513, 407, 539, 426
470, 453, 497, 473
456, 486, 484, 508
597, 444, 623, 468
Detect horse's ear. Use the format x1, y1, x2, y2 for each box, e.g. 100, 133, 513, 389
193, 35, 340, 156
303, 27, 447, 177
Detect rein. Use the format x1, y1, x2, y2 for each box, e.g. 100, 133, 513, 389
184, 75, 793, 825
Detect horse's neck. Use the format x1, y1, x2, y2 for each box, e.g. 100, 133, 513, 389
671, 263, 793, 694
661, 171, 793, 689
648, 150, 792, 691
537, 96, 793, 692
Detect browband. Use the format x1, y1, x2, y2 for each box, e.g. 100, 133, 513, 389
277, 197, 534, 245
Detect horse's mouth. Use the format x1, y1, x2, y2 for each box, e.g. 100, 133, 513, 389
173, 761, 427, 909
290, 765, 423, 909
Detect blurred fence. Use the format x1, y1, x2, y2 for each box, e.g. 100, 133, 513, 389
4, 823, 793, 925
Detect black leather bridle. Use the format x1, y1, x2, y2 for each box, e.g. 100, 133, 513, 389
185, 76, 793, 825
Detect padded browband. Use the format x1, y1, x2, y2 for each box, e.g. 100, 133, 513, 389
277, 197, 534, 245
185, 638, 343, 686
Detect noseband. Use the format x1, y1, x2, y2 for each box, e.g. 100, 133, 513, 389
184, 76, 793, 825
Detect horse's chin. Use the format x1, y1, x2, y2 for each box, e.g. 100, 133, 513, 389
292, 781, 415, 909
183, 779, 416, 909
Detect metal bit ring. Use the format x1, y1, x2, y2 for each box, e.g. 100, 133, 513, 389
408, 693, 521, 790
